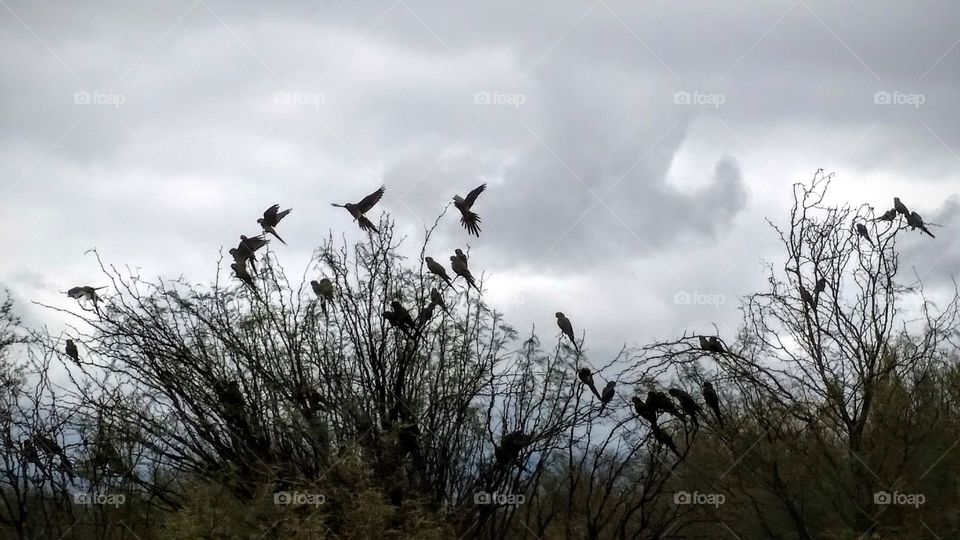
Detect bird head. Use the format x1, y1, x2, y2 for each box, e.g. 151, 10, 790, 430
605, 381, 615, 390
66, 339, 74, 345
455, 249, 465, 256
390, 300, 402, 310
425, 256, 434, 263
578, 367, 592, 378
555, 312, 565, 319
703, 381, 713, 390
256, 218, 264, 225
453, 195, 464, 203
631, 396, 643, 406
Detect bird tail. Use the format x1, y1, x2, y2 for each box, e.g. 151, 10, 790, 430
267, 227, 287, 245
460, 212, 482, 237
358, 216, 380, 234
923, 227, 936, 238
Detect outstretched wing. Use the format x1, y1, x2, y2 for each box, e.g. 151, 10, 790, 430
241, 235, 270, 252
464, 183, 486, 208
357, 186, 385, 213
263, 204, 280, 223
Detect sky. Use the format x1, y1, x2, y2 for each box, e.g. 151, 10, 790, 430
1, 0, 958, 359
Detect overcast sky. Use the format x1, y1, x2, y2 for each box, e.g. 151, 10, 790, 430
1, 0, 958, 356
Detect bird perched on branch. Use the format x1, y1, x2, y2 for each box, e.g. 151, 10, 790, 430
454, 248, 468, 267
231, 262, 256, 290
390, 300, 416, 330
578, 367, 600, 398
66, 286, 105, 309
599, 381, 616, 411
702, 382, 724, 428
332, 186, 385, 233
454, 184, 486, 237
907, 211, 935, 238
855, 223, 873, 246
632, 396, 658, 426
669, 388, 702, 426
495, 430, 534, 465
310, 278, 335, 316
651, 425, 681, 457
33, 434, 74, 480
450, 255, 480, 292
699, 336, 725, 354
815, 277, 827, 295
874, 208, 897, 222
799, 286, 816, 308
555, 312, 580, 353
647, 390, 683, 420
64, 339, 79, 366
257, 204, 292, 245
430, 288, 448, 314
416, 300, 435, 328
894, 197, 909, 216
425, 257, 455, 289
232, 235, 269, 272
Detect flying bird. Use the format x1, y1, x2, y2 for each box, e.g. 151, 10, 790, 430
855, 223, 873, 246
907, 211, 935, 238
578, 367, 600, 398
555, 312, 580, 352
66, 286, 105, 309
450, 255, 480, 292
454, 184, 486, 236
702, 382, 724, 428
65, 339, 79, 365
632, 396, 658, 426
647, 391, 683, 419
893, 197, 909, 216
669, 388, 702, 426
231, 262, 256, 290
257, 204, 292, 245
430, 288, 448, 314
425, 257, 455, 288
599, 381, 616, 411
874, 208, 897, 222
234, 235, 269, 272
331, 186, 385, 233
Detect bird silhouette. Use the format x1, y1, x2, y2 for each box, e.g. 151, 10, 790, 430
454, 184, 486, 236
454, 248, 468, 267
631, 396, 658, 426
450, 255, 480, 292
647, 390, 683, 419
33, 434, 73, 480
332, 186, 385, 233
578, 367, 600, 398
390, 300, 417, 330
416, 301, 436, 328
669, 388, 702, 426
234, 235, 269, 272
257, 204, 291, 245
651, 425, 681, 457
555, 312, 580, 352
383, 311, 412, 337
855, 223, 873, 246
894, 197, 909, 216
874, 208, 897, 222
495, 430, 534, 465
310, 278, 335, 316
907, 211, 935, 238
430, 288, 448, 314
231, 262, 256, 289
425, 257, 456, 288
707, 336, 726, 354
799, 286, 816, 308
815, 277, 827, 294
702, 382, 724, 428
599, 381, 616, 411
66, 286, 105, 308
65, 339, 79, 365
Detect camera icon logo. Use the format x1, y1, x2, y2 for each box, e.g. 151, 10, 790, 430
74, 91, 91, 105
474, 91, 492, 105
673, 291, 692, 305
673, 491, 691, 505
873, 91, 891, 105
274, 491, 291, 505
873, 491, 891, 505
673, 91, 691, 105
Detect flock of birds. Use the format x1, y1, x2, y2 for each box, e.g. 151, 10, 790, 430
55, 191, 938, 462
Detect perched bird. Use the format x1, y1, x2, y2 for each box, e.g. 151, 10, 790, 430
651, 425, 681, 457
647, 391, 683, 419
702, 382, 724, 428
799, 286, 815, 308
450, 255, 480, 292
453, 184, 486, 237
234, 235, 269, 272
33, 434, 73, 479
390, 300, 417, 330
669, 388, 702, 426
874, 208, 898, 222
632, 396, 658, 426
382, 311, 412, 337
231, 262, 256, 290
495, 430, 534, 465
416, 301, 435, 328
331, 186, 385, 233
577, 367, 600, 398
66, 286, 105, 308
698, 336, 710, 350
907, 211, 935, 238
257, 204, 292, 245
599, 381, 616, 411
894, 197, 909, 216
855, 223, 873, 246
310, 278, 335, 316
454, 248, 469, 267
425, 257, 455, 288
430, 288, 448, 314
555, 312, 580, 353
64, 339, 79, 365
707, 336, 726, 354
815, 277, 827, 294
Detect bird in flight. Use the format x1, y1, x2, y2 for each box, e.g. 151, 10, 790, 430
425, 257, 456, 289
450, 255, 480, 292
894, 197, 910, 216
65, 339, 80, 365
66, 286, 105, 308
555, 312, 579, 352
257, 204, 292, 245
454, 184, 486, 236
907, 211, 936, 238
232, 235, 269, 272
855, 223, 873, 246
669, 388, 702, 426
702, 382, 724, 428
332, 186, 385, 234
874, 208, 897, 222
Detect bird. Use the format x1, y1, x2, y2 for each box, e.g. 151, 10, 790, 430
855, 223, 873, 246
257, 204, 292, 245
430, 288, 448, 314
450, 255, 480, 292
66, 286, 105, 308
799, 286, 816, 308
555, 312, 580, 353
907, 211, 935, 238
33, 434, 74, 479
454, 248, 469, 267
495, 430, 534, 465
874, 208, 897, 222
425, 257, 455, 289
577, 367, 600, 398
65, 339, 79, 365
894, 197, 909, 216
231, 262, 256, 290
698, 336, 710, 351
632, 396, 658, 426
647, 390, 683, 419
310, 278, 335, 316
702, 382, 724, 428
383, 311, 412, 337
815, 277, 827, 294
669, 388, 702, 426
651, 425, 681, 457
416, 301, 436, 328
234, 235, 269, 272
599, 381, 616, 411
453, 184, 486, 236
390, 300, 417, 330
707, 336, 726, 354
331, 186, 385, 234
